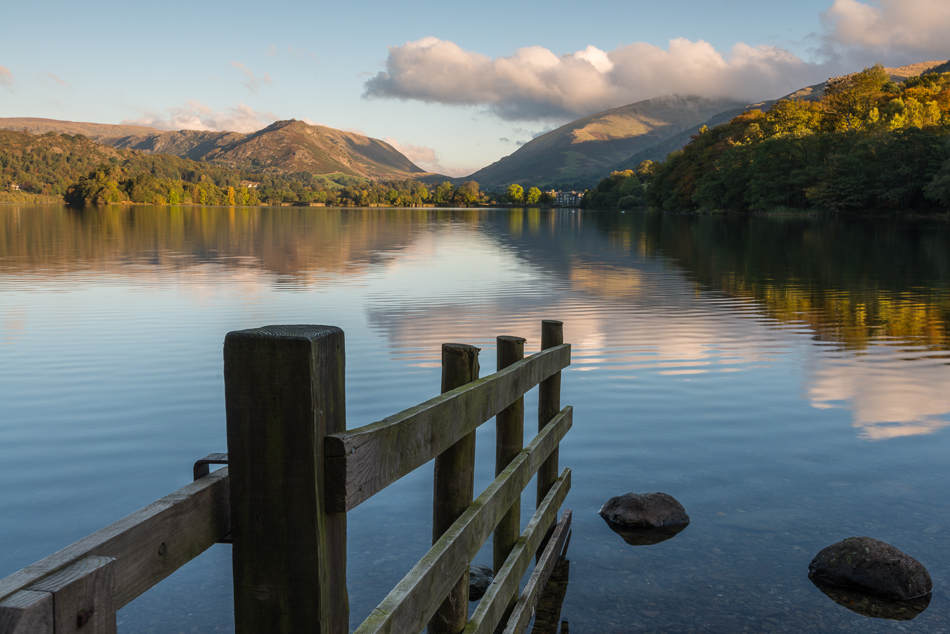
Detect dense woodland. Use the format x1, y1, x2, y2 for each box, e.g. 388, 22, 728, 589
640, 65, 950, 213
0, 130, 501, 207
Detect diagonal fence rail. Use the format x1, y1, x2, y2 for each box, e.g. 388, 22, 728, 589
0, 321, 573, 634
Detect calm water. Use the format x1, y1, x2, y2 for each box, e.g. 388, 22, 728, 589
1, 205, 949, 633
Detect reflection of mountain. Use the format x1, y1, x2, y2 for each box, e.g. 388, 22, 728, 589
3, 205, 948, 440
0, 206, 437, 280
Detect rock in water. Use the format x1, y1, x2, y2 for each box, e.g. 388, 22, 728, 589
599, 492, 690, 528
469, 564, 493, 601
808, 537, 932, 600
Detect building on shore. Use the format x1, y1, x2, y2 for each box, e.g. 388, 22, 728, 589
555, 191, 582, 206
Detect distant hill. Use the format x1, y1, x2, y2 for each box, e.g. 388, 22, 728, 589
612, 60, 950, 173
0, 118, 434, 181
467, 95, 745, 190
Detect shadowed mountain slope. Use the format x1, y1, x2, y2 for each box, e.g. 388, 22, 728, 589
467, 95, 745, 189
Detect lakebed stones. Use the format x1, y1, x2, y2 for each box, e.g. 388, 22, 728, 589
469, 564, 493, 601
808, 537, 932, 601
599, 492, 690, 545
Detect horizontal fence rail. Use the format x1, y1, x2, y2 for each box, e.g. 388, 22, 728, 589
0, 468, 230, 631
353, 407, 572, 634
325, 343, 570, 513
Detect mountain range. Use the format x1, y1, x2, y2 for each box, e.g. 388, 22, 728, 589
3, 60, 948, 191
0, 118, 432, 182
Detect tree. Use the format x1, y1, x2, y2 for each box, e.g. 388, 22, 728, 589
823, 64, 889, 132
506, 183, 524, 203
434, 181, 455, 205
226, 186, 236, 206
525, 186, 541, 204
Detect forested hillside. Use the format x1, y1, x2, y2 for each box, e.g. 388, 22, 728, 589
644, 65, 950, 213
0, 129, 488, 207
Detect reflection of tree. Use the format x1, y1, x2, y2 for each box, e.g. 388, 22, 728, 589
590, 213, 950, 352
0, 206, 485, 282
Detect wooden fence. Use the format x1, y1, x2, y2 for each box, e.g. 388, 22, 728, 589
0, 321, 572, 634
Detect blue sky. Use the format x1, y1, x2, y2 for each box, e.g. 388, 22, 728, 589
2, 0, 948, 175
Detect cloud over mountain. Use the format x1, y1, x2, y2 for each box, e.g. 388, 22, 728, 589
363, 37, 820, 121
122, 101, 276, 133
819, 0, 950, 60
384, 137, 474, 177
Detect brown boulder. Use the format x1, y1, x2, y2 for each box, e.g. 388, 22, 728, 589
808, 537, 932, 600
598, 492, 690, 528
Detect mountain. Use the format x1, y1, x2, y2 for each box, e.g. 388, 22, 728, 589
0, 118, 432, 181
467, 95, 745, 190
612, 60, 950, 173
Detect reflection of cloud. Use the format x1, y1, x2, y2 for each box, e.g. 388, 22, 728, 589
808, 355, 950, 440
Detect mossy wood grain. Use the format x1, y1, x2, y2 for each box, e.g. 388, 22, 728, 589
325, 344, 570, 513
225, 325, 348, 634
430, 344, 480, 634
501, 509, 572, 634
463, 478, 571, 634
353, 408, 572, 634
28, 556, 116, 634
0, 467, 230, 614
494, 337, 526, 578
537, 322, 563, 511
0, 590, 52, 634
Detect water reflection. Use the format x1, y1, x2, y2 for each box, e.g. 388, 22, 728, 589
3, 205, 950, 633
809, 576, 932, 620
3, 205, 949, 442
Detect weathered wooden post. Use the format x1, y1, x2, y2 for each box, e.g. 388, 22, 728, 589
494, 336, 525, 575
224, 325, 348, 634
537, 321, 563, 509
429, 343, 480, 634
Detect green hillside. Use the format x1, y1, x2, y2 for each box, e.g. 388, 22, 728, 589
467, 95, 744, 190
612, 60, 950, 174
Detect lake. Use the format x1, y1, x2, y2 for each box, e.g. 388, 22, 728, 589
1, 205, 949, 633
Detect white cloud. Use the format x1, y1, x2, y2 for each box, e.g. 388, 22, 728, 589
231, 62, 273, 93
363, 37, 821, 121
46, 73, 69, 88
383, 137, 475, 177
0, 64, 13, 91
819, 0, 950, 60
121, 101, 276, 133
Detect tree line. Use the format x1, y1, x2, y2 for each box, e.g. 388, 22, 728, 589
600, 65, 950, 213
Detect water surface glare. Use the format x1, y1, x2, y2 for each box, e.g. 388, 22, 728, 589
2, 205, 949, 633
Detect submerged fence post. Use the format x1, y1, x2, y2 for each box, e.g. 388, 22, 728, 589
494, 336, 526, 576
537, 321, 563, 510
430, 343, 480, 634
224, 325, 348, 634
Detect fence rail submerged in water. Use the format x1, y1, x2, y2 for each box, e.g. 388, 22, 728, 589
0, 321, 573, 634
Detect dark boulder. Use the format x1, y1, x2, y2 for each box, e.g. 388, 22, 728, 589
469, 564, 493, 601
810, 575, 931, 620
808, 537, 932, 600
598, 492, 690, 528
